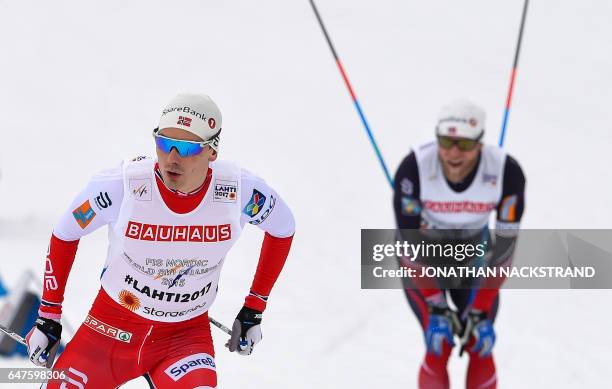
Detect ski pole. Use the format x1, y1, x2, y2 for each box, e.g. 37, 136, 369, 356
459, 0, 530, 355
208, 316, 232, 336
0, 323, 27, 346
459, 1, 530, 355
308, 0, 394, 188
499, 0, 529, 147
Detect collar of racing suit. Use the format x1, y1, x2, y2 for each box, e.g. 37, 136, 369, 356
154, 163, 212, 214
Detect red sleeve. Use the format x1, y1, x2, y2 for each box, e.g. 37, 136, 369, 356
471, 265, 508, 311
472, 288, 499, 312
397, 256, 442, 299
243, 233, 293, 312
472, 235, 518, 312
38, 234, 79, 320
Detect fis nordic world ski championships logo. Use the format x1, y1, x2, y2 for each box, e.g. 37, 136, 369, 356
249, 195, 276, 226
213, 179, 237, 203
401, 197, 422, 216
243, 189, 266, 217
118, 290, 141, 312
123, 273, 212, 303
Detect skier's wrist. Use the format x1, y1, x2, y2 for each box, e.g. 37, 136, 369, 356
460, 309, 495, 357
237, 306, 263, 323
226, 306, 263, 356
467, 309, 488, 322
26, 317, 62, 367
425, 292, 448, 308
38, 310, 61, 322
244, 290, 268, 312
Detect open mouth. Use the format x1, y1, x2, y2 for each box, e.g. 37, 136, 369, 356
166, 170, 182, 179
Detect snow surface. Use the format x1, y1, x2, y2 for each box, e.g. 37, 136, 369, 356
0, 0, 611, 387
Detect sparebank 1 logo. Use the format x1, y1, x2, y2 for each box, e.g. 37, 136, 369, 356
165, 353, 216, 382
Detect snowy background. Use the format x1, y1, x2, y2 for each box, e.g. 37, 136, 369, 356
1, 0, 611, 387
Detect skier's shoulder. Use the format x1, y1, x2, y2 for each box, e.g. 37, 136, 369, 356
413, 141, 437, 159
409, 141, 438, 174
89, 156, 155, 182
210, 159, 241, 178
207, 158, 266, 189
481, 143, 506, 161
234, 165, 279, 217
90, 162, 124, 183
398, 150, 419, 173
119, 155, 157, 178
479, 146, 524, 185
86, 157, 153, 206
503, 154, 525, 180
395, 143, 430, 187
501, 153, 526, 191
83, 161, 125, 200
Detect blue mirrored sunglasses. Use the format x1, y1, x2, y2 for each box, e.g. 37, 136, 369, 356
153, 131, 213, 157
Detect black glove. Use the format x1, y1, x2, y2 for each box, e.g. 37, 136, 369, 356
25, 317, 62, 367
226, 306, 263, 356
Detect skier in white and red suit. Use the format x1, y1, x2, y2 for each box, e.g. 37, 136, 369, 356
26, 93, 295, 388
393, 100, 525, 389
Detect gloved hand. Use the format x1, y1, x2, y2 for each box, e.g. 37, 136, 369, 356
460, 310, 496, 357
226, 306, 263, 356
425, 305, 462, 356
26, 317, 62, 367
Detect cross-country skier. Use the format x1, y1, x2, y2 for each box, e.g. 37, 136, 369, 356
393, 100, 525, 389
26, 93, 295, 388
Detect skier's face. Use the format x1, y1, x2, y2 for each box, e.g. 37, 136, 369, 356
438, 139, 482, 183
155, 127, 217, 192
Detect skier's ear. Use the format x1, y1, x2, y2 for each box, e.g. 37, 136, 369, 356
208, 147, 218, 162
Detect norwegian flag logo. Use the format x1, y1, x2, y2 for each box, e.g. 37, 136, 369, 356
177, 116, 192, 127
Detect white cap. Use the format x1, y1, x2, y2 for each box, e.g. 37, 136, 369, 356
157, 93, 222, 151
435, 99, 485, 140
